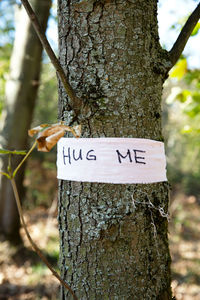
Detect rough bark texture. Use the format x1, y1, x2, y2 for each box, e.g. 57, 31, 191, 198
0, 0, 51, 244
58, 0, 172, 299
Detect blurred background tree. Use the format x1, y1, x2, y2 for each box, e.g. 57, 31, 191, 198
0, 0, 53, 244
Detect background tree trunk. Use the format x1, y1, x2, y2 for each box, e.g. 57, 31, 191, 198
58, 0, 172, 298
0, 0, 51, 244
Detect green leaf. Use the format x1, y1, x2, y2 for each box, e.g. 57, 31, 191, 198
184, 102, 200, 118
170, 58, 187, 80
191, 22, 200, 36
181, 125, 192, 134
176, 90, 191, 103
0, 149, 27, 155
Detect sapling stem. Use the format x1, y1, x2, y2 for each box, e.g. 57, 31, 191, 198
1, 126, 79, 298
13, 140, 37, 178
10, 177, 78, 300
0, 139, 78, 299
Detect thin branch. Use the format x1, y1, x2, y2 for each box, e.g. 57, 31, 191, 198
20, 0, 82, 113
168, 3, 200, 69
10, 177, 78, 300
0, 171, 10, 179
13, 140, 37, 178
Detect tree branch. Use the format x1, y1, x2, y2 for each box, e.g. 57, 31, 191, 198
168, 3, 200, 69
20, 0, 82, 114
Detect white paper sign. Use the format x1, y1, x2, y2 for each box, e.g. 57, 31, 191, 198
57, 138, 167, 184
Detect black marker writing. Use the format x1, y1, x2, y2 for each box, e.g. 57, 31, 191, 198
63, 147, 96, 164
133, 149, 146, 164
73, 149, 83, 161
116, 149, 132, 163
116, 149, 146, 164
63, 147, 71, 165
86, 150, 96, 160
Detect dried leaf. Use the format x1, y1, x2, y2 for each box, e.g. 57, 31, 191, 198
37, 129, 66, 152
28, 124, 49, 137
28, 123, 82, 152
72, 125, 81, 138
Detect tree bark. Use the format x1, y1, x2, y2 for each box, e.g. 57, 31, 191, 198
58, 0, 172, 298
0, 0, 51, 244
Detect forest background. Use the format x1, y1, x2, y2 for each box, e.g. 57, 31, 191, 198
0, 0, 200, 299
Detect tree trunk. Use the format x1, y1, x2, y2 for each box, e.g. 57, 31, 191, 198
58, 0, 172, 298
0, 0, 51, 244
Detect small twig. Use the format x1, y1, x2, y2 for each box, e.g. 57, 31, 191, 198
168, 3, 200, 69
0, 171, 10, 179
10, 177, 78, 300
13, 140, 37, 178
20, 0, 82, 114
